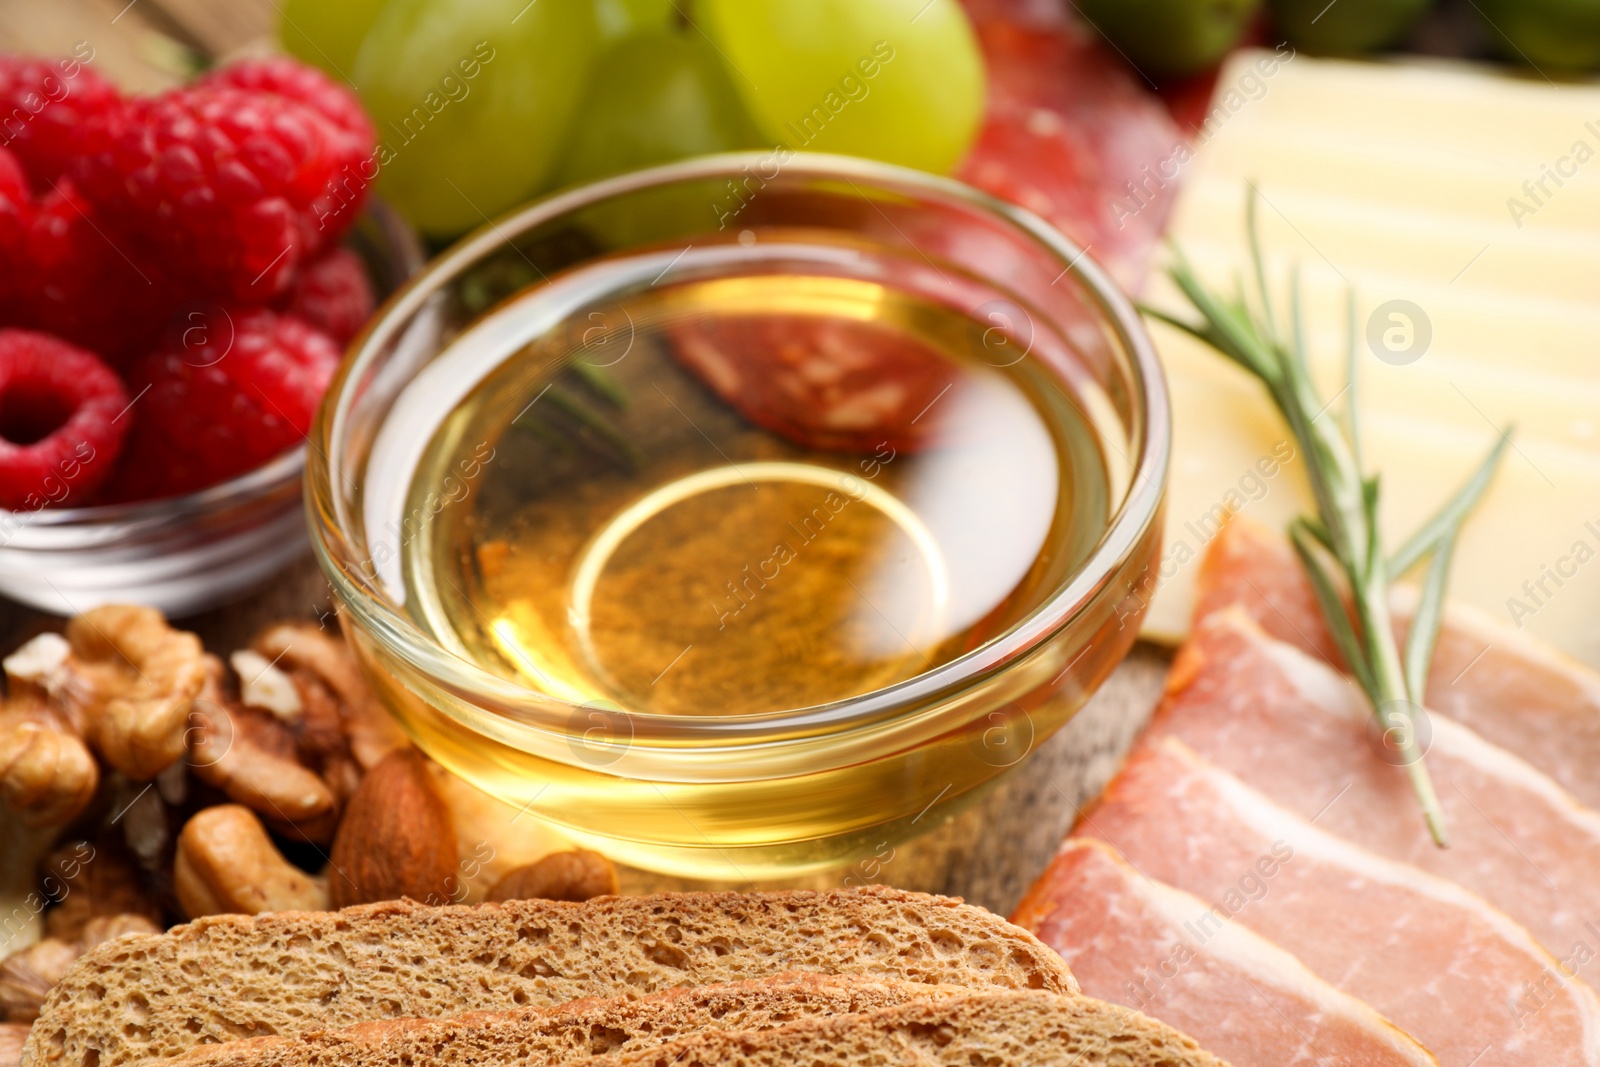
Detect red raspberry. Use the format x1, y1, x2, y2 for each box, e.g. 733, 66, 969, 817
78, 85, 373, 301
13, 178, 175, 365
200, 58, 374, 146
0, 53, 122, 188
0, 145, 28, 284
0, 143, 26, 209
0, 329, 129, 510
111, 309, 340, 501
280, 246, 375, 345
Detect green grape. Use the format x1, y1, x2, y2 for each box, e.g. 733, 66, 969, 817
698, 0, 985, 175
1268, 0, 1428, 56
1078, 0, 1260, 75
278, 0, 390, 81
558, 29, 761, 188
1475, 0, 1600, 71
596, 0, 675, 40
353, 0, 600, 237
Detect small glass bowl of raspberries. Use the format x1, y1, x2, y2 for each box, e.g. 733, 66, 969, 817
0, 53, 422, 615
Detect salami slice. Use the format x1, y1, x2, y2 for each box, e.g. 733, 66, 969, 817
956, 0, 1186, 291
666, 314, 956, 454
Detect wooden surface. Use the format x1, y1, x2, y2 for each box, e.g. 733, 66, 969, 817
0, 0, 1171, 919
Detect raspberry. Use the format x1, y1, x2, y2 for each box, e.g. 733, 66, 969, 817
200, 58, 374, 147
111, 309, 341, 501
0, 53, 122, 188
281, 246, 375, 345
12, 177, 175, 365
78, 84, 373, 301
0, 329, 129, 510
0, 144, 28, 284
0, 143, 25, 206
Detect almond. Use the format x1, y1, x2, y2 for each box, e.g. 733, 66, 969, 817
329, 748, 458, 908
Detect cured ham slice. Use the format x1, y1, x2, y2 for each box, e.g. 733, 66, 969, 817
956, 0, 1184, 291
1151, 607, 1600, 986
1075, 738, 1600, 1067
1014, 839, 1438, 1067
1194, 517, 1600, 811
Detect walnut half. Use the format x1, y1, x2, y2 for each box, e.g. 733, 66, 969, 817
0, 608, 207, 831
0, 912, 158, 1022
186, 623, 409, 844
64, 606, 208, 781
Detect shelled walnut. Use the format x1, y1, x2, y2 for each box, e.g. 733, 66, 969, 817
64, 607, 208, 781
0, 634, 96, 827
0, 607, 207, 832
0, 1022, 27, 1067
0, 606, 622, 953
0, 912, 158, 1022
187, 623, 408, 844
40, 838, 162, 942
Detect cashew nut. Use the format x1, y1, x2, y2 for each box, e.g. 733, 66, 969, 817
174, 805, 328, 918
488, 849, 619, 903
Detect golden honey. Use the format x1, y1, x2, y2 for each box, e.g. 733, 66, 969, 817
316, 161, 1166, 880
397, 266, 1109, 720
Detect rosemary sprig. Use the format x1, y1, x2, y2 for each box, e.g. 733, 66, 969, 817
1143, 189, 1510, 847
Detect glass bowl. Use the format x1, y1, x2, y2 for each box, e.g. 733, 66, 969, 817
0, 203, 424, 618
308, 153, 1169, 879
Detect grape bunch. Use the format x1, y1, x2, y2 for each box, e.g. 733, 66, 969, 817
280, 0, 987, 237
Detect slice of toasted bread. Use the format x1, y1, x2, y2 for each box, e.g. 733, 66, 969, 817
28, 886, 1074, 1067
574, 990, 1227, 1067
169, 974, 963, 1067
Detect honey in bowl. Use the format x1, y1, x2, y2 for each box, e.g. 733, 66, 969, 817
376, 241, 1112, 719
318, 156, 1167, 879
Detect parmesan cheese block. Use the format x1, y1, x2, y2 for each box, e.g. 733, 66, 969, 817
1143, 51, 1600, 666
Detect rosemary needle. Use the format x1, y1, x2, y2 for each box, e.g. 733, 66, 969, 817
1142, 187, 1510, 848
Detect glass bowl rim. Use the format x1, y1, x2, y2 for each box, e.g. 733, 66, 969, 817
3, 446, 306, 529
309, 151, 1171, 741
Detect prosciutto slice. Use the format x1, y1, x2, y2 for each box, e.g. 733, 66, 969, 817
1151, 607, 1600, 986
1195, 517, 1600, 811
1075, 738, 1600, 1067
1014, 839, 1438, 1067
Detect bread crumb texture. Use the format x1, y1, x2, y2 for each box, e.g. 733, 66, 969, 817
26, 886, 1075, 1067
169, 975, 964, 1067
583, 991, 1227, 1067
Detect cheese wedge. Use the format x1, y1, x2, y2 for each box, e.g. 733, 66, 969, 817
1144, 51, 1600, 665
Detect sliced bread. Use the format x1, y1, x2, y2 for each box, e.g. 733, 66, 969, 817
572, 990, 1227, 1067
169, 974, 964, 1067
28, 886, 1075, 1067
